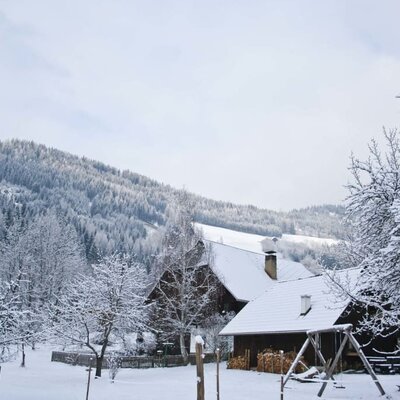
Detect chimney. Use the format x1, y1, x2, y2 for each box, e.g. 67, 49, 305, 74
264, 252, 277, 280
300, 295, 311, 315
261, 238, 277, 280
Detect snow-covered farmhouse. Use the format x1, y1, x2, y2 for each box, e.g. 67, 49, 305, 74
148, 238, 314, 354
204, 240, 314, 312
219, 268, 400, 368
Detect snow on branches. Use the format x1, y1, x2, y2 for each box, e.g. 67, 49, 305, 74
0, 282, 26, 361
0, 214, 85, 364
336, 129, 400, 340
48, 254, 150, 377
151, 193, 219, 365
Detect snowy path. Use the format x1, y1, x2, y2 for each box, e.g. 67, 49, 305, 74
0, 347, 399, 399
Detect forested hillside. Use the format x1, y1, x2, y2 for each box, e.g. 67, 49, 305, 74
0, 140, 345, 261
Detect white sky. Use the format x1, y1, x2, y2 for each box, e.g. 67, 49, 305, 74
1, 1, 400, 210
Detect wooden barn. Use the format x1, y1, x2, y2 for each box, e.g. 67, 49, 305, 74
219, 268, 400, 369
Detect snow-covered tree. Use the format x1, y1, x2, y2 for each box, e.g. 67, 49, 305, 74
151, 193, 219, 364
0, 281, 26, 362
48, 254, 149, 377
26, 214, 85, 307
0, 217, 39, 365
201, 311, 235, 357
331, 129, 400, 341
0, 213, 85, 365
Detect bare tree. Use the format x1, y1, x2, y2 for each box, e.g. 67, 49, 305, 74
151, 194, 218, 364
48, 254, 150, 377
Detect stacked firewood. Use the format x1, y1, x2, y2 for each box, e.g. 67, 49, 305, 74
256, 350, 306, 374
227, 356, 247, 370
227, 349, 250, 370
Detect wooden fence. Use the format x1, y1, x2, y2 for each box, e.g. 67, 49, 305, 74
51, 351, 215, 369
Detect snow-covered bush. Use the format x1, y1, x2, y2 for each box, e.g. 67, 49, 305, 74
117, 332, 156, 356
200, 312, 235, 358
107, 352, 122, 382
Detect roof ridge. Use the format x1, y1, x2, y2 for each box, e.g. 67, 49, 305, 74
276, 274, 323, 284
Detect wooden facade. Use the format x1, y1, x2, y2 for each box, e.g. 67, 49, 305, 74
215, 283, 247, 314
232, 309, 399, 369
233, 332, 337, 367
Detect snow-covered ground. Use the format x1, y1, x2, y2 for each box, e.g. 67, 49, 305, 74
281, 233, 338, 247
1, 346, 398, 400
196, 223, 338, 253
196, 223, 267, 253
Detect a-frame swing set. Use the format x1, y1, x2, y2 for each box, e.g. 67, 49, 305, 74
283, 324, 386, 397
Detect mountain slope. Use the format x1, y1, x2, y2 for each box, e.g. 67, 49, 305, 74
0, 140, 345, 259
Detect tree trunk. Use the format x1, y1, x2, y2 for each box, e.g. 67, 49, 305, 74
180, 332, 188, 365
95, 330, 110, 378
20, 342, 26, 367
95, 356, 103, 377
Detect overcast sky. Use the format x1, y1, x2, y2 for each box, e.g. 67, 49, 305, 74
1, 1, 400, 210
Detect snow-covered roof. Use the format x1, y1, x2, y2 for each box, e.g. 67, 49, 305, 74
220, 268, 360, 335
277, 259, 316, 282
207, 241, 314, 302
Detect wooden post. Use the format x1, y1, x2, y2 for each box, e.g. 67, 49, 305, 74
216, 348, 220, 400
280, 350, 284, 400
196, 340, 205, 400
86, 357, 93, 400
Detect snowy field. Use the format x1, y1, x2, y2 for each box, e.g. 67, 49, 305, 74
1, 347, 399, 400
196, 223, 338, 253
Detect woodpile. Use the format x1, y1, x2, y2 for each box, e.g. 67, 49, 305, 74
227, 356, 247, 370
257, 350, 306, 374
227, 349, 250, 370
227, 349, 307, 373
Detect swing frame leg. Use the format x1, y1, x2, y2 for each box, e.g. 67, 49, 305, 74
283, 337, 310, 387
347, 333, 385, 396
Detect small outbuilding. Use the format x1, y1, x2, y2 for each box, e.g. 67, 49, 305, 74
219, 268, 399, 368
